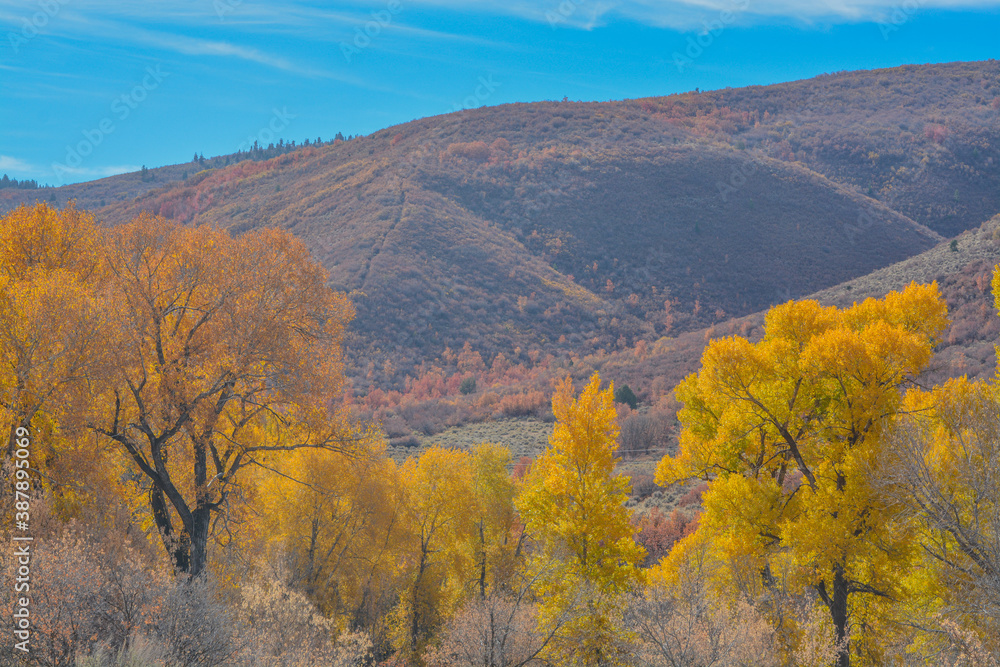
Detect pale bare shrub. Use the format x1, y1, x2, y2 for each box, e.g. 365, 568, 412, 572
625, 587, 778, 667
938, 619, 1000, 667
75, 635, 171, 667
624, 540, 796, 667
424, 594, 543, 667
148, 580, 239, 667
788, 600, 841, 667
235, 563, 372, 667
0, 527, 108, 666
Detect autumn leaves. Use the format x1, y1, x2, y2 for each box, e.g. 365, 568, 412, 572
0, 202, 358, 578
655, 282, 1000, 665
6, 200, 1000, 666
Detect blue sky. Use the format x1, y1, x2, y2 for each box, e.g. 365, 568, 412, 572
2, 0, 999, 186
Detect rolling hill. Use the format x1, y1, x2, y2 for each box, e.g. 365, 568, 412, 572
3, 60, 999, 390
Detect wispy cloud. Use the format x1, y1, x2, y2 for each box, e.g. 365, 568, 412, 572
0, 155, 37, 173
48, 164, 141, 181
2, 0, 997, 35
382, 0, 1000, 28
0, 154, 137, 182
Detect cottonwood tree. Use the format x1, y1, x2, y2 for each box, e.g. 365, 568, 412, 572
0, 203, 106, 454
656, 283, 949, 667
90, 214, 357, 577
256, 438, 406, 651
0, 203, 122, 525
516, 373, 645, 666
883, 377, 1000, 654
393, 446, 477, 659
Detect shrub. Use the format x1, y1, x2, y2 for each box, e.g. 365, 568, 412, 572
445, 141, 491, 162
424, 594, 542, 667
614, 384, 639, 409
634, 508, 699, 566
235, 565, 372, 667
677, 482, 708, 508
617, 412, 670, 458
629, 473, 657, 500
459, 376, 477, 395
495, 391, 546, 417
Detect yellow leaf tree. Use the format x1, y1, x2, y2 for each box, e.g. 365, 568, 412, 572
255, 437, 407, 654
517, 372, 645, 666
469, 442, 520, 600
394, 446, 477, 660
884, 377, 1000, 653
88, 214, 357, 577
656, 282, 948, 667
0, 203, 113, 518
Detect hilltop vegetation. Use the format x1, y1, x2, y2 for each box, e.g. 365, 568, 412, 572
4, 61, 999, 392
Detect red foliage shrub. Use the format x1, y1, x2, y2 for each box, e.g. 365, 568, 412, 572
634, 508, 699, 566
446, 141, 491, 162
495, 390, 546, 417
512, 456, 533, 481
677, 482, 708, 508
491, 137, 511, 153
924, 123, 948, 143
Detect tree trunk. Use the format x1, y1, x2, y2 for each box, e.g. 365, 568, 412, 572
150, 486, 189, 573
149, 487, 212, 578
818, 563, 851, 667
479, 520, 487, 599
412, 548, 428, 652
188, 506, 211, 578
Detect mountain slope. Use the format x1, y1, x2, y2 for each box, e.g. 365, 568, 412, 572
4, 60, 999, 387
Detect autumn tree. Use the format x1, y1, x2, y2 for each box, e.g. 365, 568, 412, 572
0, 203, 105, 453
882, 378, 1000, 655
878, 268, 1000, 656
254, 438, 405, 650
656, 282, 949, 667
89, 215, 357, 577
0, 203, 120, 523
469, 443, 520, 599
517, 373, 645, 666
393, 447, 477, 660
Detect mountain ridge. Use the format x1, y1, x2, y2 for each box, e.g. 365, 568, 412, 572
3, 60, 998, 388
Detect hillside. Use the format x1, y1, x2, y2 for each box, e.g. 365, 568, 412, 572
368, 214, 1000, 476
3, 60, 999, 388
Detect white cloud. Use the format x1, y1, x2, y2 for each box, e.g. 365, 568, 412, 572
0, 155, 38, 173
47, 163, 142, 185
0, 0, 997, 32
364, 0, 1000, 28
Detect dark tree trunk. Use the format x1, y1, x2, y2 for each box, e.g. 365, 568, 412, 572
479, 520, 487, 599
818, 563, 851, 667
188, 506, 211, 578
150, 486, 189, 573
149, 486, 212, 578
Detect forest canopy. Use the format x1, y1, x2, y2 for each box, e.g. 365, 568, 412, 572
2, 203, 1000, 666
